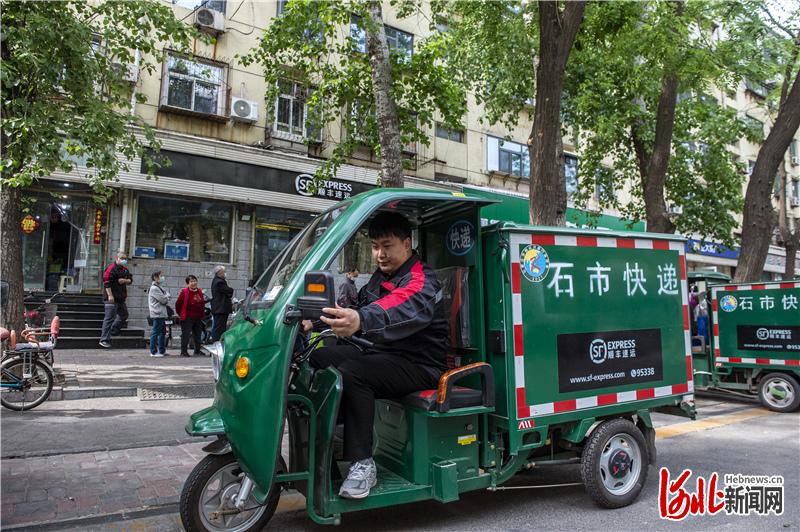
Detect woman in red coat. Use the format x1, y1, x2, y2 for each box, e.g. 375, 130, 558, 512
175, 275, 205, 356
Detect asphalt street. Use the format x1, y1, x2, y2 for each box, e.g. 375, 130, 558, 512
1, 395, 797, 531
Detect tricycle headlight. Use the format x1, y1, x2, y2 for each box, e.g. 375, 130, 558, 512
207, 341, 224, 382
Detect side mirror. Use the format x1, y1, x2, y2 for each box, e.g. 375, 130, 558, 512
297, 271, 336, 320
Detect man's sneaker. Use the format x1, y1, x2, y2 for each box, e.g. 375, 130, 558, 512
150, 353, 164, 358
99, 341, 111, 348
339, 458, 377, 499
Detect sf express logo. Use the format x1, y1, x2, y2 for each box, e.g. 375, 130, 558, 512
589, 338, 637, 364
756, 327, 792, 341
294, 174, 353, 197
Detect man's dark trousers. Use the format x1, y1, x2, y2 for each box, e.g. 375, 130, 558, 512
211, 313, 228, 342
311, 344, 440, 462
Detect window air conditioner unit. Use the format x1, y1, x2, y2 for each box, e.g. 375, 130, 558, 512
667, 203, 683, 216
791, 197, 800, 208
230, 97, 258, 123
791, 156, 800, 166
114, 62, 139, 83
194, 7, 225, 35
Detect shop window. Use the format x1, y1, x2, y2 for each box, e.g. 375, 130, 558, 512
436, 123, 465, 143
161, 53, 227, 118
253, 206, 315, 279
350, 16, 413, 61
487, 136, 529, 178
134, 195, 233, 263
274, 79, 321, 141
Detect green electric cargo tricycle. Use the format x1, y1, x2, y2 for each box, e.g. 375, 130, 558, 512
180, 189, 697, 531
688, 271, 800, 412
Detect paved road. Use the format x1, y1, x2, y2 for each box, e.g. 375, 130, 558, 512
1, 396, 797, 531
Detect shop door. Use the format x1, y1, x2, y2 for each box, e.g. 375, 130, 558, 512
21, 202, 51, 291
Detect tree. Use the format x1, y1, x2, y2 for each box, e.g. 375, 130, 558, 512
241, 0, 466, 188
735, 5, 800, 281
1, 1, 194, 331
563, 1, 755, 245
432, 0, 585, 226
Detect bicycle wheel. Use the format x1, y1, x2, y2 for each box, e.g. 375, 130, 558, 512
0, 355, 54, 411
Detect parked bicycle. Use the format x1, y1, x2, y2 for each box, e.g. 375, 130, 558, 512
1, 328, 55, 411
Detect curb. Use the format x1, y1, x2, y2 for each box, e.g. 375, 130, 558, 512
1, 492, 307, 531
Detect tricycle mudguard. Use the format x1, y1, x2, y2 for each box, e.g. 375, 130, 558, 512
185, 405, 225, 436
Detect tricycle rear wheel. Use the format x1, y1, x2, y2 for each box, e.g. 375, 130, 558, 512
580, 418, 648, 508
180, 453, 284, 532
758, 373, 800, 413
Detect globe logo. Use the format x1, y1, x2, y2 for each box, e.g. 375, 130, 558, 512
519, 244, 550, 282
719, 295, 737, 312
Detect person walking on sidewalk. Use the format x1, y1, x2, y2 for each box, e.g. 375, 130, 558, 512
176, 275, 205, 357
210, 265, 233, 342
148, 270, 170, 357
99, 252, 132, 349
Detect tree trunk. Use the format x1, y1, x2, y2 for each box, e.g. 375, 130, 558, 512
735, 69, 800, 282
365, 0, 404, 188
528, 0, 586, 226
785, 238, 799, 279
0, 185, 26, 333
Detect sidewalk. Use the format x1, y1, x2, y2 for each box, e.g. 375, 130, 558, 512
51, 348, 214, 400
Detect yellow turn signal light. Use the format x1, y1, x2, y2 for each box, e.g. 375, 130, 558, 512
235, 356, 250, 379
307, 283, 326, 293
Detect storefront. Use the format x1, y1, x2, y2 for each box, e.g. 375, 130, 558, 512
21, 188, 107, 293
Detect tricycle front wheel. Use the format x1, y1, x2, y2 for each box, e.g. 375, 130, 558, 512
758, 373, 800, 413
580, 418, 648, 508
180, 453, 283, 532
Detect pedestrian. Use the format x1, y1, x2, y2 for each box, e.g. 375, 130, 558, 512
99, 251, 132, 348
175, 275, 205, 357
337, 266, 360, 308
148, 270, 170, 357
210, 265, 233, 342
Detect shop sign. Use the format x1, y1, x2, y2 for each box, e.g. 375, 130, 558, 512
686, 238, 739, 260
295, 174, 353, 200
20, 215, 40, 234
93, 209, 103, 244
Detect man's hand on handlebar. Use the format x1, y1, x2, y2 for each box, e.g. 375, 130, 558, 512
320, 306, 360, 337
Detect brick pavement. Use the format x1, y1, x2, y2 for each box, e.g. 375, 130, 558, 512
0, 442, 206, 528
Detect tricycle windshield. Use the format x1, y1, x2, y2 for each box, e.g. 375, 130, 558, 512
245, 202, 350, 311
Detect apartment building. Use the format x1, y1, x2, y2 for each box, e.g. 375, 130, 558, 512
24, 0, 800, 329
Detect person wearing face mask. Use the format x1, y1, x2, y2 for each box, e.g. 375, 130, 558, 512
337, 266, 360, 308
99, 251, 133, 348
148, 270, 170, 357
176, 275, 205, 357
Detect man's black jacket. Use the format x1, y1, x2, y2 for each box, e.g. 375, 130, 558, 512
211, 276, 234, 314
355, 252, 449, 371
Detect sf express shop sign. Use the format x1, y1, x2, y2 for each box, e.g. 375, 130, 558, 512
295, 174, 354, 200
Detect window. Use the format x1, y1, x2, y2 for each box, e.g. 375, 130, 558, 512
253, 206, 315, 278
162, 54, 226, 117
276, 0, 288, 15
487, 136, 529, 178
134, 195, 234, 263
350, 17, 413, 60
742, 114, 764, 142
747, 159, 756, 176
594, 167, 615, 201
790, 140, 798, 159
274, 79, 316, 139
564, 154, 578, 197
347, 99, 374, 145
792, 179, 800, 203
435, 123, 465, 143
172, 0, 225, 13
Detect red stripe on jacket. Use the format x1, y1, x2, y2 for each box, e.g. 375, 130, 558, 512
375, 261, 425, 311
103, 263, 116, 284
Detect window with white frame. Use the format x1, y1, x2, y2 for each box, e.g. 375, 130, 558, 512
162, 54, 226, 117
594, 167, 615, 201
486, 136, 529, 178
564, 154, 578, 197
273, 79, 322, 141
350, 16, 413, 60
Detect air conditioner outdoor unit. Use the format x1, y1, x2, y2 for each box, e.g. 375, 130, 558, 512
114, 62, 139, 83
194, 7, 225, 34
791, 197, 800, 208
667, 204, 683, 216
230, 97, 258, 123
791, 156, 800, 166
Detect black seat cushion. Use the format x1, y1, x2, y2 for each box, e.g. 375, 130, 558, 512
400, 386, 483, 412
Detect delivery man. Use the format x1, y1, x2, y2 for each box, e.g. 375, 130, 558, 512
309, 211, 449, 499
